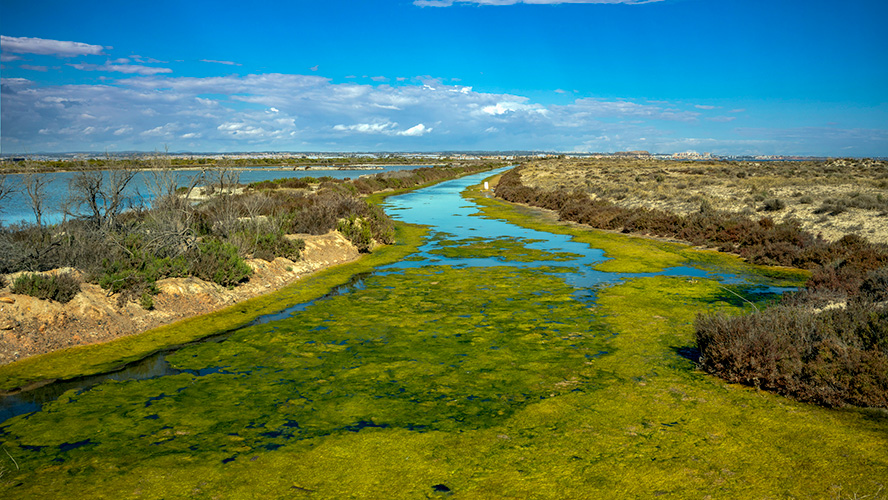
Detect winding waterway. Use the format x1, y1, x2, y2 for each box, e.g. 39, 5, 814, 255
0, 167, 778, 422
2, 168, 864, 499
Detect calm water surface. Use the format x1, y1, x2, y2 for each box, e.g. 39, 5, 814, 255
0, 165, 418, 226
0, 167, 785, 424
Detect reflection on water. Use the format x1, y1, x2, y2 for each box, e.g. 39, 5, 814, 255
0, 167, 791, 426
0, 165, 419, 226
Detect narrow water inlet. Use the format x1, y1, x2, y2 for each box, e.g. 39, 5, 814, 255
0, 276, 370, 423
1, 167, 792, 428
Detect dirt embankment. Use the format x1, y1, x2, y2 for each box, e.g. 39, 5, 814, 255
0, 231, 360, 365
518, 157, 888, 244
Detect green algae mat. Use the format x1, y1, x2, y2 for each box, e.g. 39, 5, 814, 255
0, 170, 885, 499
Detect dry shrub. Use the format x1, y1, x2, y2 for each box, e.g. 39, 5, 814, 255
696, 300, 888, 408
500, 165, 888, 408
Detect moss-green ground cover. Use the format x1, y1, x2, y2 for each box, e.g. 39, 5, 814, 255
0, 224, 427, 393
429, 236, 582, 263
0, 171, 884, 498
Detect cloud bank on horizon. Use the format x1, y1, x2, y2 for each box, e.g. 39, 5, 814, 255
2, 0, 887, 156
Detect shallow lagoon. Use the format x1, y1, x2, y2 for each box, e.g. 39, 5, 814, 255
0, 165, 418, 226
0, 168, 885, 498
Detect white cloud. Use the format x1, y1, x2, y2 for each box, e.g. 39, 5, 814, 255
399, 124, 432, 136
694, 104, 716, 110
332, 121, 432, 137
414, 0, 663, 6
201, 59, 242, 66
1, 35, 106, 57
4, 70, 884, 156
333, 122, 397, 134
552, 98, 699, 124
0, 53, 23, 62
481, 101, 547, 116
68, 61, 173, 75
131, 55, 165, 64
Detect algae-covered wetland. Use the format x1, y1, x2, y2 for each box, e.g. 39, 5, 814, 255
0, 168, 886, 499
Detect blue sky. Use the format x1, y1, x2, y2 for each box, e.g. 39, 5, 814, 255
1, 0, 886, 156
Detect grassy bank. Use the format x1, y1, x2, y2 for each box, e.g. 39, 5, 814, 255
1, 176, 884, 498
0, 163, 501, 390
492, 166, 888, 408
0, 223, 427, 393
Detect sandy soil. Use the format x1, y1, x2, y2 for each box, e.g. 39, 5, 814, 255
0, 231, 360, 365
517, 157, 888, 244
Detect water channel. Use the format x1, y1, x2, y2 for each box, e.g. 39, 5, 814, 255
0, 167, 801, 495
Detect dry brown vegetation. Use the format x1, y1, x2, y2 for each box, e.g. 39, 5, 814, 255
496, 158, 888, 408
518, 157, 888, 244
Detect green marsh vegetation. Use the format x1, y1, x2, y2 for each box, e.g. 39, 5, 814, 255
0, 171, 884, 498
494, 165, 888, 410
0, 161, 498, 388
0, 158, 498, 309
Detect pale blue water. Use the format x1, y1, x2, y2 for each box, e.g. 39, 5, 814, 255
0, 167, 794, 423
0, 165, 418, 226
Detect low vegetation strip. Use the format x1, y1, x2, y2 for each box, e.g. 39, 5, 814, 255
0, 161, 500, 385
0, 223, 427, 393
496, 164, 888, 408
1, 161, 500, 307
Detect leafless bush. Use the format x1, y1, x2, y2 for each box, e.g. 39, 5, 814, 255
142, 165, 205, 258
0, 174, 16, 215
23, 170, 49, 228
696, 299, 888, 408
65, 163, 137, 229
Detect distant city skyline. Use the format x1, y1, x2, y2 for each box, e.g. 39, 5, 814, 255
2, 0, 886, 156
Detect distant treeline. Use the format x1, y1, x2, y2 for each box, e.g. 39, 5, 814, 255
496, 165, 888, 408
0, 155, 459, 173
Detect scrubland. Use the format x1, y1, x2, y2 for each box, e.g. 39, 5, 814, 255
519, 157, 888, 244
496, 158, 888, 408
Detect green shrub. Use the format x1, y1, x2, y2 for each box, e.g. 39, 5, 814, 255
337, 216, 373, 252
187, 238, 252, 287
97, 252, 188, 307
139, 292, 155, 310
233, 227, 305, 262
253, 231, 305, 261
12, 272, 81, 303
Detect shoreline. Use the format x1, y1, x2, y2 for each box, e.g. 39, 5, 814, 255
0, 163, 448, 175
0, 164, 502, 392
0, 223, 428, 393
